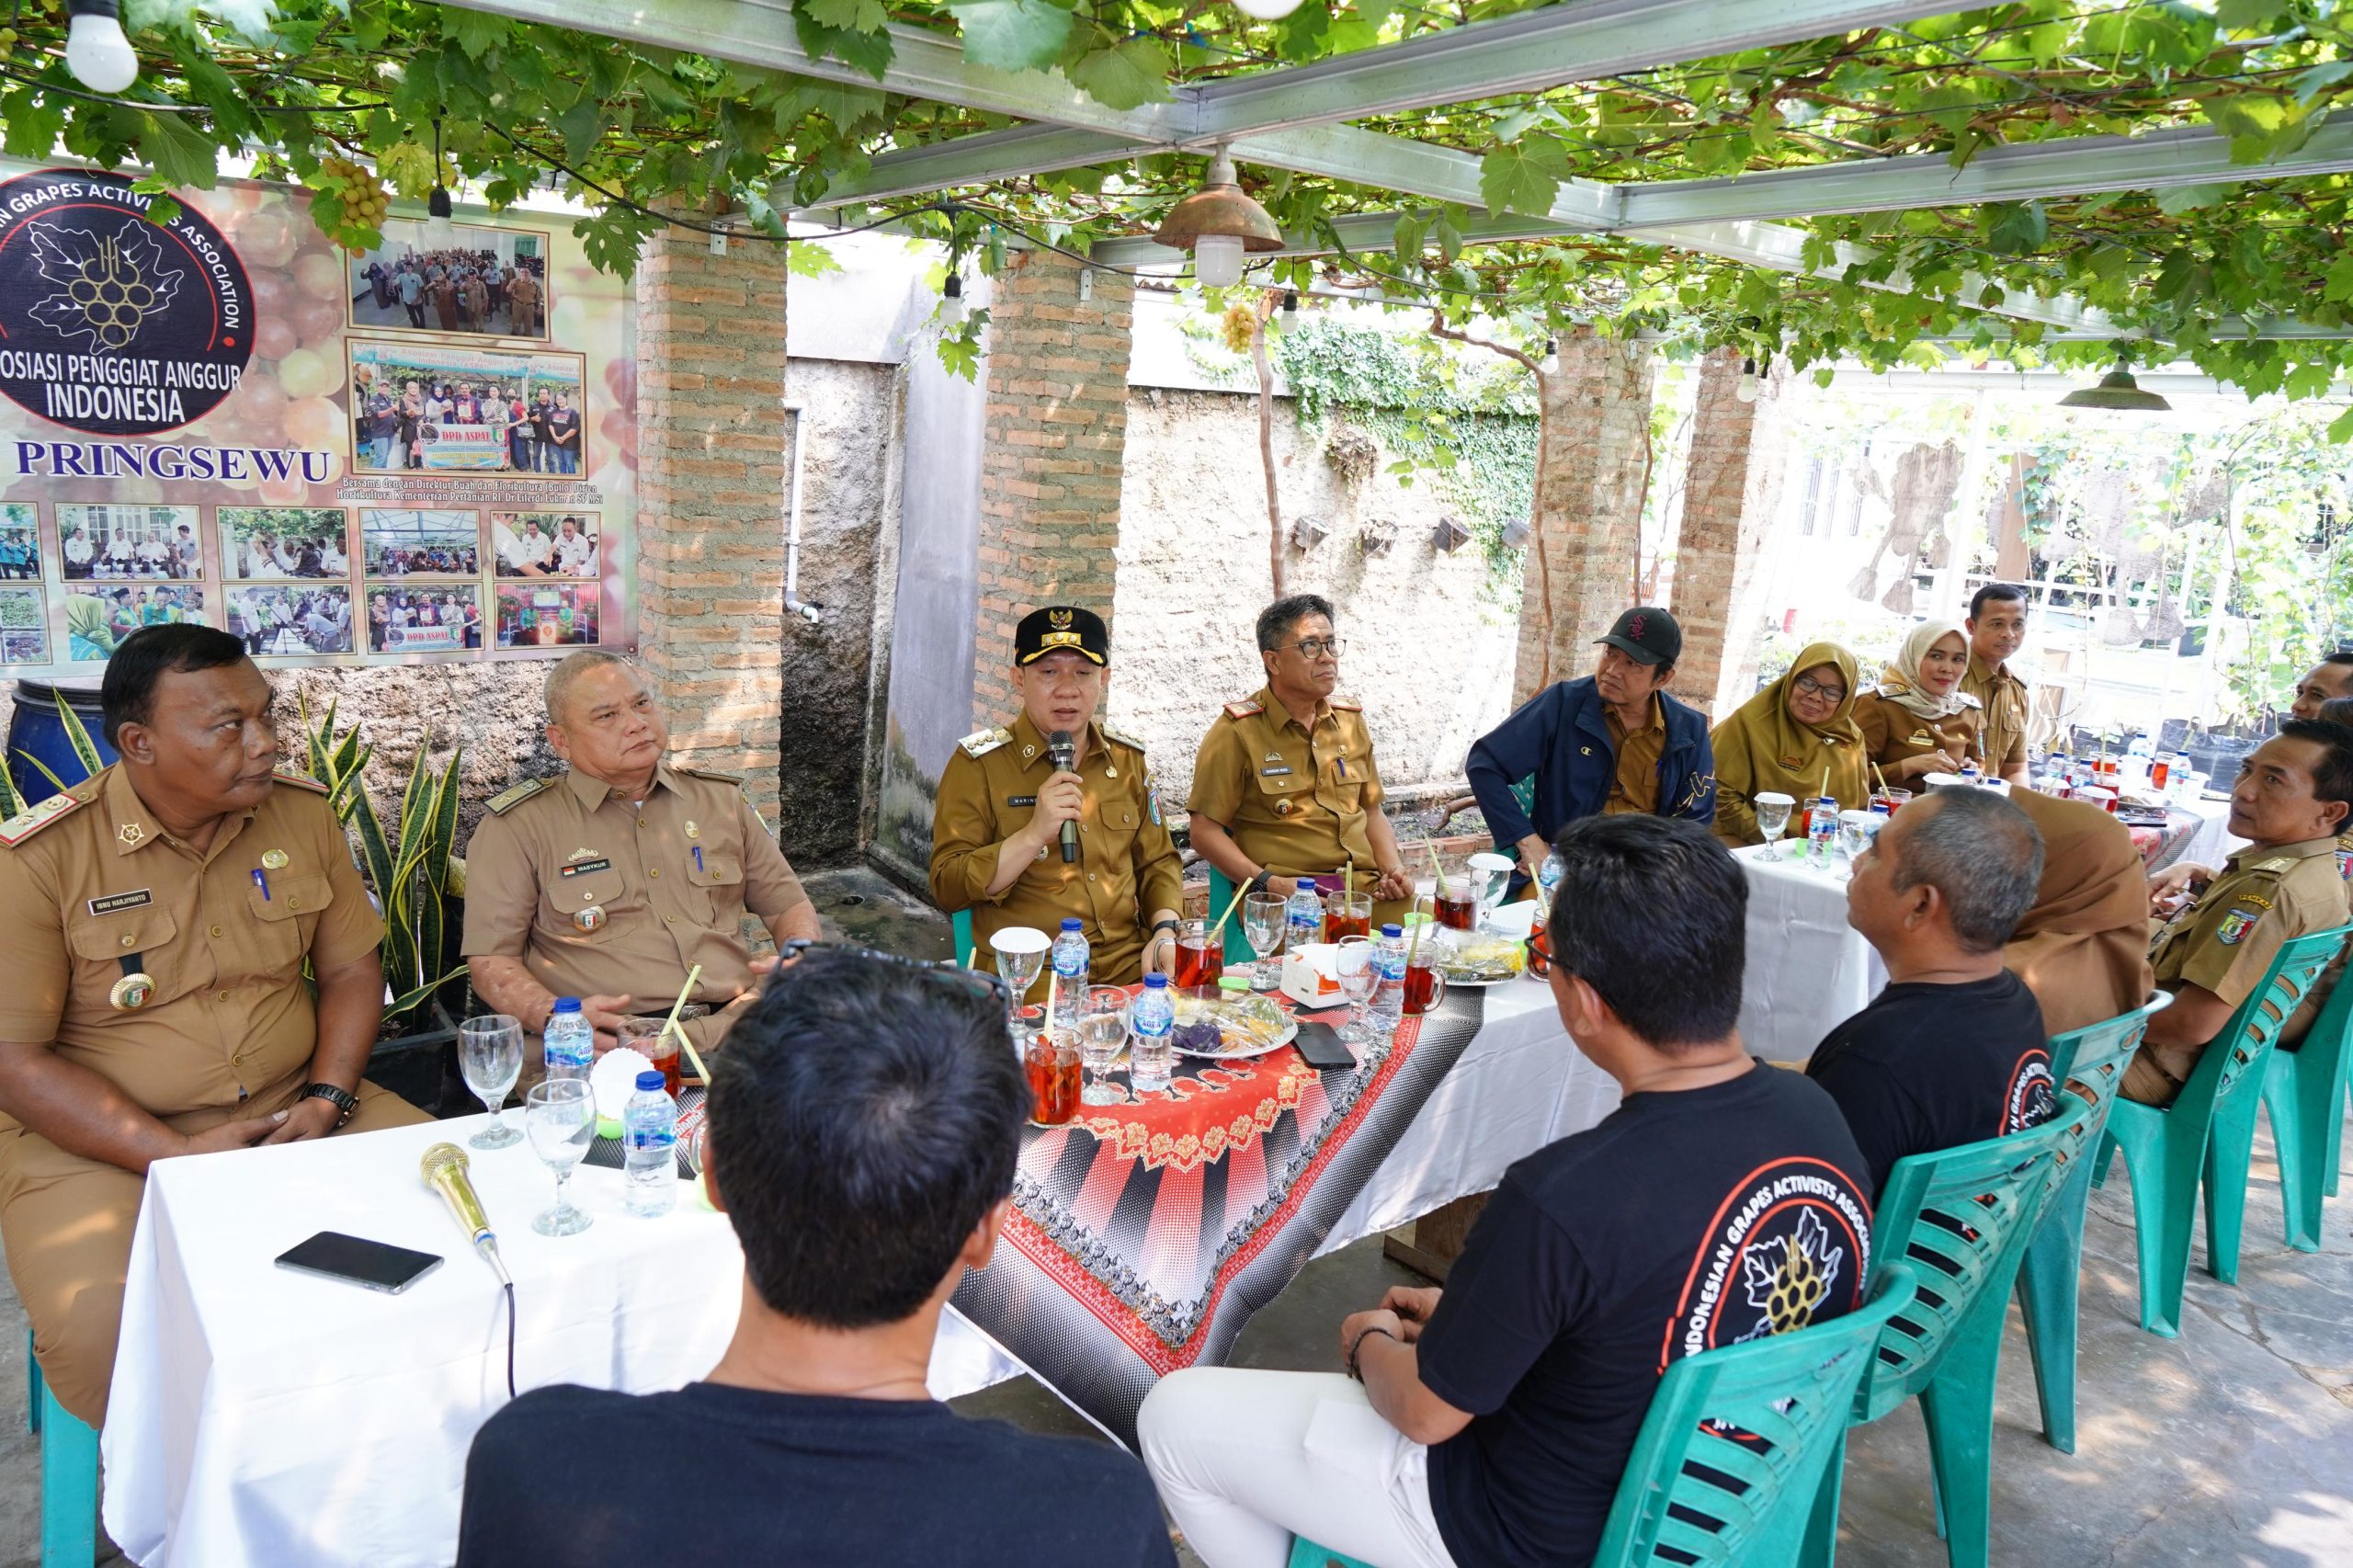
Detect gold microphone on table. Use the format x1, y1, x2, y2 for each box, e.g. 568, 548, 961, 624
421, 1143, 511, 1287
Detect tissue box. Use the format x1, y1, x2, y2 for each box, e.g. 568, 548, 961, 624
1281, 946, 1346, 1009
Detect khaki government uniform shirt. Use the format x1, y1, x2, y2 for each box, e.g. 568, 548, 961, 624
1189, 686, 1404, 923
1854, 690, 1988, 776
460, 763, 811, 1046
929, 712, 1183, 991
1604, 697, 1665, 815
1961, 655, 2031, 775
2126, 836, 2351, 1102
0, 765, 383, 1120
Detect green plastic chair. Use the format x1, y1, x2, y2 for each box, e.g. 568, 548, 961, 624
950, 908, 974, 965
1802, 1096, 2090, 1568
1287, 1267, 1924, 1568
1205, 866, 1260, 965
2091, 924, 2350, 1337
27, 1331, 97, 1568
2013, 994, 2170, 1456
2255, 936, 2353, 1250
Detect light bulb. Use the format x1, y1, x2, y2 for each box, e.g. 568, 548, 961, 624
1232, 0, 1307, 17
1281, 289, 1299, 321
1538, 339, 1560, 375
421, 186, 457, 252
1733, 356, 1759, 403
940, 273, 966, 326
1194, 233, 1245, 289
66, 2, 139, 94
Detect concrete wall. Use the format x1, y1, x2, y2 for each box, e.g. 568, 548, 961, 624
1108, 387, 1517, 810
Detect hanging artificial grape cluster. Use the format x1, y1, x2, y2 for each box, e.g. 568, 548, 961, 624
311, 154, 390, 253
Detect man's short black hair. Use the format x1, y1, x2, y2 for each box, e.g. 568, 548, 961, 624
1256, 593, 1336, 653
2322, 650, 2353, 674
100, 625, 248, 747
1543, 815, 1745, 1049
2279, 717, 2353, 816
2318, 696, 2353, 731
707, 949, 1028, 1329
1968, 582, 2029, 621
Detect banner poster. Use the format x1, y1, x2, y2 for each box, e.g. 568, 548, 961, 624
0, 162, 637, 674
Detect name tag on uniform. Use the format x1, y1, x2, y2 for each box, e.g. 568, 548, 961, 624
558, 858, 611, 878
1006, 795, 1037, 807
1259, 766, 1292, 777
88, 890, 153, 916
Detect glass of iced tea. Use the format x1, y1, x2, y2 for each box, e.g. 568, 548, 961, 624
619, 1006, 708, 1096
1025, 1027, 1080, 1126
1171, 918, 1223, 990
1324, 890, 1373, 945
1434, 878, 1478, 932
1401, 915, 1449, 1016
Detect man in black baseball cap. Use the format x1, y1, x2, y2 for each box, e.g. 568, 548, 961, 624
930, 605, 1184, 990
1467, 606, 1716, 878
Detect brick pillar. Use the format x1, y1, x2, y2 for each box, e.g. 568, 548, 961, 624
1671, 348, 1791, 718
972, 248, 1135, 724
633, 226, 790, 816
1510, 330, 1655, 705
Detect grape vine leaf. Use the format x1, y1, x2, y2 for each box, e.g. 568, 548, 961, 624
1067, 39, 1172, 110
1480, 136, 1569, 218
948, 0, 1076, 73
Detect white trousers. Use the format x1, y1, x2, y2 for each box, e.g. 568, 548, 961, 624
1138, 1368, 1458, 1568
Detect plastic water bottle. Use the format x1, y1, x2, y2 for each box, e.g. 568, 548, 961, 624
1807, 797, 1838, 863
542, 997, 593, 1081
1049, 918, 1090, 1029
622, 1070, 677, 1218
1370, 923, 1407, 1038
1285, 877, 1323, 956
1128, 973, 1175, 1094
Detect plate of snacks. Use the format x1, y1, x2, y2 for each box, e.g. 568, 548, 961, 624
1169, 987, 1298, 1060
1438, 934, 1529, 985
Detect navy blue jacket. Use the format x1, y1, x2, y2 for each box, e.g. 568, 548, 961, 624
1466, 676, 1716, 851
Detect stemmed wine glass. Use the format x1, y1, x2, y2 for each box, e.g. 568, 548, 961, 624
459, 1015, 524, 1151
1335, 936, 1376, 1047
1754, 791, 1796, 861
1242, 892, 1287, 991
1079, 986, 1130, 1107
524, 1079, 597, 1237
990, 927, 1049, 1028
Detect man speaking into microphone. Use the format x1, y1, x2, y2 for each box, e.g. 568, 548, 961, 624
931, 606, 1183, 994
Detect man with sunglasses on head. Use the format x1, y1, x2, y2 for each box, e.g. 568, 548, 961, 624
1190, 595, 1413, 928
457, 947, 1177, 1567
931, 606, 1184, 993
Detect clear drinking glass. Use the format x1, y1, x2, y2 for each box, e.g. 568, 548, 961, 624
1335, 936, 1376, 1046
1079, 986, 1130, 1107
990, 927, 1049, 1022
1836, 810, 1879, 874
459, 1015, 524, 1150
1242, 893, 1287, 991
524, 1078, 597, 1236
1754, 791, 1796, 860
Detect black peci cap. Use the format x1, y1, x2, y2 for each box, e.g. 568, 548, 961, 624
1014, 605, 1108, 666
1595, 606, 1682, 667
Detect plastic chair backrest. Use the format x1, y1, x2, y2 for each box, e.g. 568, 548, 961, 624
2039, 994, 2170, 1210
1509, 774, 1538, 821
1592, 1266, 1922, 1568
2176, 925, 2348, 1114
1854, 1096, 2087, 1418
950, 908, 974, 965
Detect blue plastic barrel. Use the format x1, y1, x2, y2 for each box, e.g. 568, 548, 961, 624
6, 678, 114, 808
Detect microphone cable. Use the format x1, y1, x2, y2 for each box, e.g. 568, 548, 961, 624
502, 1280, 518, 1400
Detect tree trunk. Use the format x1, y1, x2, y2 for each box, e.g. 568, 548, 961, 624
1253, 314, 1287, 599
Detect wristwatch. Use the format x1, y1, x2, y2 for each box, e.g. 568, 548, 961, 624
1150, 917, 1181, 941
1246, 870, 1273, 895
300, 1082, 358, 1129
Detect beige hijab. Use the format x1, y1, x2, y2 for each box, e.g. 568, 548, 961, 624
1876, 619, 1973, 722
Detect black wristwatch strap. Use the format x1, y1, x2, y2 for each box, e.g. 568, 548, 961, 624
1246, 869, 1272, 894
301, 1082, 359, 1129
1151, 917, 1181, 938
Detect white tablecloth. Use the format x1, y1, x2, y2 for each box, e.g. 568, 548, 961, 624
1732, 844, 1884, 1062
104, 980, 1606, 1567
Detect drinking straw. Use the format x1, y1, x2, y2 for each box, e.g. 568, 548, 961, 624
1405, 894, 1429, 968
1422, 835, 1449, 894
1345, 858, 1354, 900
1821, 766, 1831, 799
1870, 760, 1890, 794
965, 947, 979, 971
662, 964, 709, 1085
1044, 969, 1058, 1030
1208, 875, 1252, 938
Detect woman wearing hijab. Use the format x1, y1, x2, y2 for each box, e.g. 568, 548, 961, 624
1855, 619, 1986, 782
2005, 787, 2154, 1036
1710, 642, 1870, 846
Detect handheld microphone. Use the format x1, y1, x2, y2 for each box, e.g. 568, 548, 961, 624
421, 1142, 510, 1287
1048, 729, 1079, 864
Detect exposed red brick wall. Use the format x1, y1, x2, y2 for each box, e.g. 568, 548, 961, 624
972, 248, 1135, 724
1671, 347, 1790, 718
633, 227, 789, 816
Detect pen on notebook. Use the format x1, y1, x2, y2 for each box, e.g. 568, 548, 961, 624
251, 868, 270, 901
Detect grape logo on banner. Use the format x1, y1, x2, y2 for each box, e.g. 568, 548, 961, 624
0, 169, 252, 436
1664, 1156, 1872, 1367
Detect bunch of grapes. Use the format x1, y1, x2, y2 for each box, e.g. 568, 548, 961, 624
313, 154, 389, 251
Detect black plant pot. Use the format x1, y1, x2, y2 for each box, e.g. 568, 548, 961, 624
368, 1000, 472, 1119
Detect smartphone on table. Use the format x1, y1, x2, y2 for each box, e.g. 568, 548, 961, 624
275, 1232, 444, 1294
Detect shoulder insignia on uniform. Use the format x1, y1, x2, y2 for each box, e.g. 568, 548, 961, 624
958, 726, 1012, 759
1953, 691, 1984, 710
1223, 699, 1265, 720
2254, 857, 2296, 875
271, 767, 331, 795
485, 777, 555, 815
0, 790, 82, 847
1103, 725, 1148, 753
674, 764, 744, 786
1330, 696, 1363, 712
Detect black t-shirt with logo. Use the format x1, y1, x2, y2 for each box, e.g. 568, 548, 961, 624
1416, 1062, 1873, 1568
1804, 970, 2052, 1199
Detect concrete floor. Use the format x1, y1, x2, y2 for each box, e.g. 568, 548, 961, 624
4, 868, 2348, 1565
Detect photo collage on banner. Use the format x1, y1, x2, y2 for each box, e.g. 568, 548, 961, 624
0, 165, 637, 674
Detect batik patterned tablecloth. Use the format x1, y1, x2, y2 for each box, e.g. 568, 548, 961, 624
950, 987, 1487, 1447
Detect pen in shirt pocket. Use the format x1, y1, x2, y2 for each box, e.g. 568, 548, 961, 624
251, 868, 270, 901
692, 846, 704, 874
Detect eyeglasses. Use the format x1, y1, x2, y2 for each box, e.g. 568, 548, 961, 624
774, 939, 1012, 1008
1288, 638, 1347, 659
1792, 675, 1847, 704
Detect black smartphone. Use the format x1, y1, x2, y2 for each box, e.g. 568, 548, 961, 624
1293, 1020, 1357, 1071
275, 1232, 444, 1294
